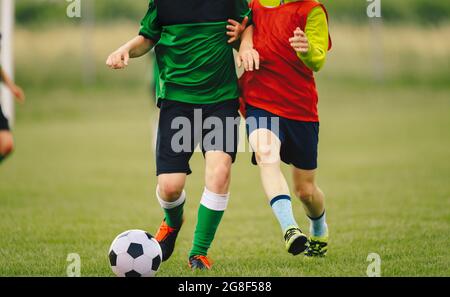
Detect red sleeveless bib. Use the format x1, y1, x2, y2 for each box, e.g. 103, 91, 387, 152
240, 0, 331, 122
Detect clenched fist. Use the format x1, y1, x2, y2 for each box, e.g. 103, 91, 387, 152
106, 47, 130, 70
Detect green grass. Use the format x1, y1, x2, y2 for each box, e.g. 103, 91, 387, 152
1, 22, 449, 277
0, 79, 449, 276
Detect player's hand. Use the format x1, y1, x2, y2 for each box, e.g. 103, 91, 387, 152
289, 27, 309, 54
226, 16, 249, 44
236, 46, 260, 72
11, 85, 25, 103
106, 47, 130, 69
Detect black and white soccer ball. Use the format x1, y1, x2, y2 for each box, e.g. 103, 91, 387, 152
108, 229, 162, 277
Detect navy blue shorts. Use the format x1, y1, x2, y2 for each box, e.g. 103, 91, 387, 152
0, 104, 10, 131
156, 98, 240, 176
245, 104, 319, 170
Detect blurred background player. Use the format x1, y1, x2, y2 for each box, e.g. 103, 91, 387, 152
236, 0, 331, 257
106, 0, 250, 270
150, 50, 159, 151
0, 33, 25, 164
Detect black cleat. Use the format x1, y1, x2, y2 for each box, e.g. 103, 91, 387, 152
155, 219, 183, 262
188, 255, 212, 270
284, 226, 309, 256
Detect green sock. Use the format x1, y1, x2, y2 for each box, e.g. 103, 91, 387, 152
157, 188, 186, 229
189, 189, 229, 257
164, 202, 184, 228
190, 205, 224, 257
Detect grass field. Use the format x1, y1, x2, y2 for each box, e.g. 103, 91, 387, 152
0, 24, 449, 276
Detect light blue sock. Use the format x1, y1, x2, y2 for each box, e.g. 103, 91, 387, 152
309, 211, 328, 237
270, 195, 298, 233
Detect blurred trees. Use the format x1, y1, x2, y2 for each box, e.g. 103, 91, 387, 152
14, 0, 450, 27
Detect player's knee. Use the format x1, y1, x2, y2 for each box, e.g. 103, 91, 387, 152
255, 147, 280, 166
207, 163, 231, 192
0, 137, 14, 157
295, 182, 315, 204
158, 181, 184, 199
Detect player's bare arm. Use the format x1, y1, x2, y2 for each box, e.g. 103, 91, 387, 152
236, 25, 260, 71
0, 69, 25, 103
106, 35, 155, 70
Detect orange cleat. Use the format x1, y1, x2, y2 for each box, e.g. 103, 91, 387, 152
188, 255, 213, 270
155, 219, 183, 262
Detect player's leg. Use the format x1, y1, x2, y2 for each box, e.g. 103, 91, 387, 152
248, 128, 308, 255
154, 99, 194, 262
249, 128, 288, 198
0, 131, 14, 164
188, 99, 239, 269
293, 169, 325, 220
292, 168, 328, 257
155, 175, 188, 262
0, 105, 13, 164
286, 120, 328, 257
189, 151, 232, 270
157, 173, 187, 227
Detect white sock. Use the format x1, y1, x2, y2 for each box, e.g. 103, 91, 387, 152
200, 188, 229, 211
156, 186, 186, 209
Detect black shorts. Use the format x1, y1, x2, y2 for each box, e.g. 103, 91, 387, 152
246, 104, 319, 170
156, 98, 240, 176
0, 104, 10, 131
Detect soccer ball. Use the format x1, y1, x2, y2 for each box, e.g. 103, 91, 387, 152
108, 229, 162, 277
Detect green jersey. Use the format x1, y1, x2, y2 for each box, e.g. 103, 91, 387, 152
139, 0, 251, 105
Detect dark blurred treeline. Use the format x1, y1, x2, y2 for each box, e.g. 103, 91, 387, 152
16, 0, 450, 26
